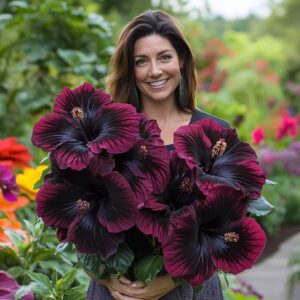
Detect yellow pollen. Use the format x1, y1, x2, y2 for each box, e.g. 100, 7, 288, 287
224, 232, 239, 243
76, 198, 90, 214
139, 145, 148, 159
71, 107, 85, 120
179, 177, 194, 193
211, 138, 227, 158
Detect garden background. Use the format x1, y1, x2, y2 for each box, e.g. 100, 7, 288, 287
0, 0, 299, 299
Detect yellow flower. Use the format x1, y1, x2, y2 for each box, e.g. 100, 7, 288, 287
16, 165, 48, 200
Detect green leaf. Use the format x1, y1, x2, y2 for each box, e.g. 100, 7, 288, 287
134, 255, 163, 284
7, 266, 25, 278
33, 218, 45, 237
265, 179, 277, 185
106, 243, 134, 275
57, 49, 97, 66
65, 285, 86, 300
78, 253, 105, 280
15, 283, 37, 300
33, 165, 51, 190
55, 242, 70, 254
0, 246, 20, 265
55, 268, 77, 294
27, 271, 52, 292
0, 210, 13, 221
3, 228, 25, 248
247, 196, 274, 216
30, 248, 56, 263
23, 219, 34, 237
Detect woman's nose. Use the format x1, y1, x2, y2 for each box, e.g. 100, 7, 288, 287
149, 62, 162, 77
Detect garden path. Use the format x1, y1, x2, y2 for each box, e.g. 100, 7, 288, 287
237, 231, 300, 300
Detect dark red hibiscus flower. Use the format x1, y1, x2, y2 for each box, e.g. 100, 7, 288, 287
115, 115, 170, 203
36, 160, 137, 259
137, 151, 204, 244
32, 83, 140, 171
174, 118, 265, 199
163, 186, 266, 285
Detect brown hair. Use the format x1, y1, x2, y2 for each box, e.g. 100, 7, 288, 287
106, 10, 197, 112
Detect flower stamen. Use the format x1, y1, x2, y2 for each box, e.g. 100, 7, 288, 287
179, 177, 194, 193
71, 107, 85, 120
76, 198, 90, 214
224, 232, 239, 242
139, 145, 148, 159
211, 138, 227, 159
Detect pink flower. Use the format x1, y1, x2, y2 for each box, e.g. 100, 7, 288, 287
252, 128, 265, 145
0, 270, 34, 300
276, 114, 298, 140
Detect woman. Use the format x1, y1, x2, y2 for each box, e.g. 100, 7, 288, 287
87, 10, 228, 300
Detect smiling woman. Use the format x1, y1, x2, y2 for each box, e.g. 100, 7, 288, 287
86, 10, 229, 300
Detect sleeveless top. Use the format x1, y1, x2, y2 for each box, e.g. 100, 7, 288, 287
86, 109, 228, 300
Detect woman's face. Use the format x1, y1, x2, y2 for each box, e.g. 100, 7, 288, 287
133, 34, 182, 106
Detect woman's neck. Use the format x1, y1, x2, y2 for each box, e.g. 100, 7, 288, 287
141, 99, 179, 124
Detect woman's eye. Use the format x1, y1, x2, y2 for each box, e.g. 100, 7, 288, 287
160, 54, 172, 62
135, 59, 147, 66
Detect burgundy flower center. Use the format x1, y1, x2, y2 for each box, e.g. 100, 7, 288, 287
224, 232, 239, 242
211, 138, 227, 159
139, 145, 148, 159
76, 198, 90, 214
71, 107, 85, 120
179, 177, 194, 193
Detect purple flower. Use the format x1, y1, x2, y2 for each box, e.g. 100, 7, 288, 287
0, 164, 19, 201
163, 186, 266, 285
137, 152, 204, 244
115, 115, 170, 203
32, 83, 140, 171
0, 270, 34, 300
36, 162, 138, 259
174, 118, 266, 199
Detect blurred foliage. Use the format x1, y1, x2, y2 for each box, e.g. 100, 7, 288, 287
0, 0, 113, 148
0, 218, 89, 299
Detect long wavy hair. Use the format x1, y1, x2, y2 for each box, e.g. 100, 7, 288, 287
106, 10, 197, 112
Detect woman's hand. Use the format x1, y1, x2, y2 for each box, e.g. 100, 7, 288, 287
105, 274, 177, 300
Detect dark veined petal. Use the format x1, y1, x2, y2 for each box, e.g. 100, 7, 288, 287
139, 115, 162, 145
51, 143, 95, 171
198, 157, 265, 198
31, 113, 83, 152
173, 122, 212, 170
212, 217, 266, 274
53, 83, 111, 117
163, 205, 216, 284
67, 215, 124, 259
36, 179, 80, 228
88, 103, 140, 154
97, 172, 138, 233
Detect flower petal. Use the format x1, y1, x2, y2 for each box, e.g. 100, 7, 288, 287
67, 215, 124, 259
53, 83, 111, 116
87, 103, 140, 154
97, 172, 137, 233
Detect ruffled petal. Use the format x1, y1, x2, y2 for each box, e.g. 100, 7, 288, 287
97, 172, 137, 233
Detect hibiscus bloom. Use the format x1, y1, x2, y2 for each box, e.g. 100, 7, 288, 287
115, 115, 170, 203
0, 271, 34, 300
36, 162, 138, 259
163, 187, 266, 285
32, 83, 140, 171
0, 164, 19, 201
0, 137, 32, 169
137, 152, 204, 244
174, 118, 265, 199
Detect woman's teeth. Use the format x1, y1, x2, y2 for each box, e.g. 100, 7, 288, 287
149, 79, 167, 87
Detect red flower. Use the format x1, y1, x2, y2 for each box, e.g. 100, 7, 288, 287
252, 128, 265, 145
0, 137, 32, 169
276, 113, 298, 140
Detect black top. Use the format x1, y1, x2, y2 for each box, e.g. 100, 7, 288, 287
166, 109, 230, 151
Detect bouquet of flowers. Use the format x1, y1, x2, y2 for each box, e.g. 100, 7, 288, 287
32, 82, 272, 287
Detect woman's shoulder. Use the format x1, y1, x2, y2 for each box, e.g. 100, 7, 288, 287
191, 109, 230, 129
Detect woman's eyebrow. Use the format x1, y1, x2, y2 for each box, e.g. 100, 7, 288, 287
134, 49, 175, 58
